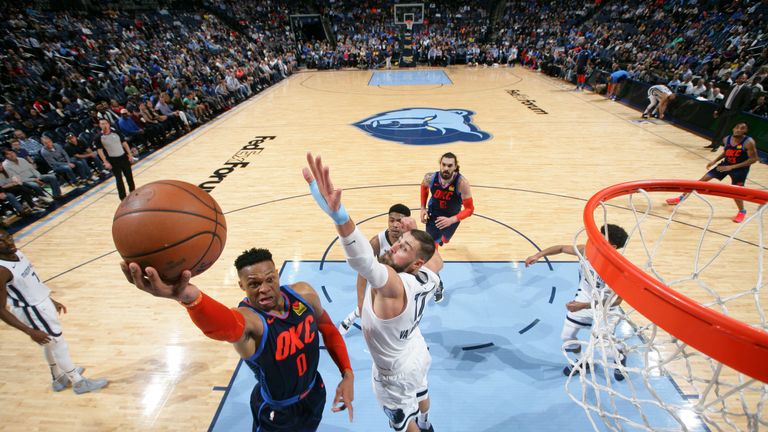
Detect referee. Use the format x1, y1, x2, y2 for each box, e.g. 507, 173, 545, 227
94, 118, 136, 200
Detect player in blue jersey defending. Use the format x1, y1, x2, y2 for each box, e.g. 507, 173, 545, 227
121, 248, 354, 432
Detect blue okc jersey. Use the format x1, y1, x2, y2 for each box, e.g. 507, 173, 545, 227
576, 49, 591, 67
428, 171, 463, 217
239, 285, 320, 407
723, 135, 751, 166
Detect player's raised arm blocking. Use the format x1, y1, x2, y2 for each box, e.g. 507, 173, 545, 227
303, 153, 413, 297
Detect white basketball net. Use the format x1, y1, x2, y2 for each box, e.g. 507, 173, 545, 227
565, 188, 768, 432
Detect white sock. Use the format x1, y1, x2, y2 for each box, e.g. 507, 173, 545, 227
417, 410, 431, 429
43, 344, 63, 380
354, 306, 361, 317
49, 337, 83, 383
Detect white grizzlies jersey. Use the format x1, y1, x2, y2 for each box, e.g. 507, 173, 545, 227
377, 230, 394, 257
648, 84, 672, 98
568, 261, 617, 321
0, 251, 50, 307
361, 266, 440, 373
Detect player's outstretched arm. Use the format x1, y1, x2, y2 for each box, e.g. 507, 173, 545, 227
354, 234, 382, 309
524, 244, 583, 267
121, 262, 199, 302
121, 262, 247, 344
707, 151, 725, 169
303, 152, 401, 296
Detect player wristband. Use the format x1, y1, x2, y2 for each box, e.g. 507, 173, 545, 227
179, 293, 203, 308
309, 180, 349, 225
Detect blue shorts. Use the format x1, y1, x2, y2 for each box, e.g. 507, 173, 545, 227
706, 166, 749, 186
250, 373, 326, 432
426, 216, 461, 246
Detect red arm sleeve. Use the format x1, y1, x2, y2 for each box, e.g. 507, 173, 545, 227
183, 292, 246, 343
317, 310, 352, 375
456, 197, 474, 221
420, 183, 429, 207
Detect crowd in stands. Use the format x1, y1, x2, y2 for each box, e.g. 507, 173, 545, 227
1, 0, 767, 226
491, 0, 768, 116
0, 5, 294, 226
206, 0, 299, 62
300, 0, 494, 69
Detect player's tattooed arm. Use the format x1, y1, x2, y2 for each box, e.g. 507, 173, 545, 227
422, 172, 432, 185
420, 173, 432, 223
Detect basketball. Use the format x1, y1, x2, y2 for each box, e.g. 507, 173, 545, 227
112, 180, 227, 282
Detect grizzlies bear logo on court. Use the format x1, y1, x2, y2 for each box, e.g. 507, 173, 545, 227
353, 108, 491, 145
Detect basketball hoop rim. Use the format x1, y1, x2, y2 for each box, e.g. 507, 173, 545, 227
583, 180, 768, 383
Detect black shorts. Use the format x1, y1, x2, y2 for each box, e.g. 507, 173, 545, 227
576, 66, 587, 75
426, 216, 461, 246
250, 373, 326, 432
706, 166, 749, 186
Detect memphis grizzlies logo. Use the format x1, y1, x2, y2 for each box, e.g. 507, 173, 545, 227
353, 108, 491, 145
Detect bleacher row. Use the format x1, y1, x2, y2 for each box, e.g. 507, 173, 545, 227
0, 6, 295, 228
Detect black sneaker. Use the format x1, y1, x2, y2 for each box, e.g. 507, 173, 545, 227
563, 363, 590, 376
564, 346, 582, 354
614, 351, 627, 381
434, 280, 444, 303
613, 368, 626, 381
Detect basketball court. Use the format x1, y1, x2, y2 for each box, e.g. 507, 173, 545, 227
0, 66, 765, 431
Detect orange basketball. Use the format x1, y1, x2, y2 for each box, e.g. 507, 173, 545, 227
112, 180, 227, 282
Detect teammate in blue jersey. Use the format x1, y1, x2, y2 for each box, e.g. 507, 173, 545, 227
419, 152, 473, 302
420, 152, 474, 248
121, 248, 354, 432
574, 46, 592, 91
666, 122, 758, 223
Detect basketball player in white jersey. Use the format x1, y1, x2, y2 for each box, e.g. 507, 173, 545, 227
338, 203, 412, 335
642, 84, 676, 119
304, 153, 442, 432
0, 229, 108, 394
524, 224, 628, 381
